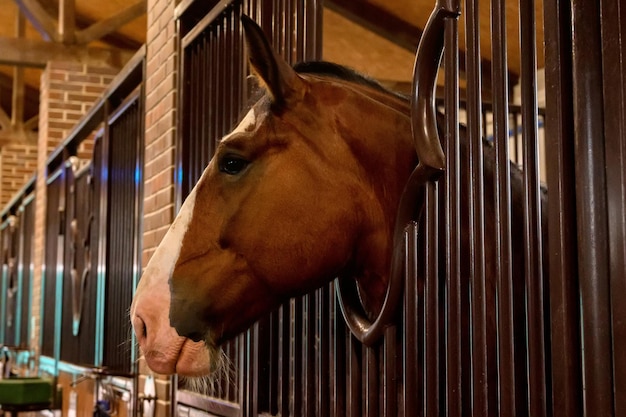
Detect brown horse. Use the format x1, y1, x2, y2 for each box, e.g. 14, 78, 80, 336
131, 16, 543, 376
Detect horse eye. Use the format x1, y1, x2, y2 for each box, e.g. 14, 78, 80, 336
219, 155, 249, 175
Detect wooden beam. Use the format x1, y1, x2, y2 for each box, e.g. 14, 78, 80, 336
0, 108, 11, 130
0, 36, 135, 68
0, 73, 39, 121
0, 128, 37, 147
36, 0, 143, 50
58, 0, 76, 44
326, 0, 519, 92
23, 115, 38, 131
12, 68, 25, 128
75, 0, 146, 45
325, 0, 422, 52
12, 11, 26, 128
13, 0, 59, 42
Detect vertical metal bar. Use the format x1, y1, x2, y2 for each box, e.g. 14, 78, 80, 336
424, 182, 440, 417
95, 110, 109, 368
216, 22, 224, 143
210, 27, 218, 156
199, 35, 208, 169
0, 225, 7, 344
491, 0, 516, 412
53, 168, 65, 374
600, 0, 626, 414
190, 41, 197, 184
207, 28, 215, 160
303, 293, 316, 417
220, 15, 228, 138
444, 12, 462, 417
464, 0, 489, 413
519, 0, 547, 414
290, 298, 302, 416
268, 312, 279, 414
543, 0, 582, 414
226, 10, 236, 130
512, 113, 520, 164
287, 0, 293, 63
278, 303, 290, 415
571, 0, 614, 415
483, 111, 489, 143
316, 286, 330, 417
238, 332, 249, 416
364, 346, 379, 417
347, 335, 361, 417
403, 225, 419, 417
383, 324, 397, 417
331, 284, 346, 417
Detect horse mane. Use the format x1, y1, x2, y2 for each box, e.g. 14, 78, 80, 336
293, 61, 409, 101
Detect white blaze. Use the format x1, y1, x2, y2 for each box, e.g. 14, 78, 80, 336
221, 108, 256, 143
136, 107, 257, 294
140, 188, 198, 290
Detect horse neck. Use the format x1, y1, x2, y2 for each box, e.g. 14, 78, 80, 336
341, 84, 417, 218
334, 84, 417, 311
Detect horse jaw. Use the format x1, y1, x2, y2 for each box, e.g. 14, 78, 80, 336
131, 188, 213, 376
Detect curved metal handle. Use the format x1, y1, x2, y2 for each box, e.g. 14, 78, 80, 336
411, 0, 459, 174
336, 1, 458, 345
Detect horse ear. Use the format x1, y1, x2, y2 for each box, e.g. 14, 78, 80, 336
241, 15, 304, 107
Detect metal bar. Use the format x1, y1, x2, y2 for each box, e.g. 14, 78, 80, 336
571, 0, 613, 415
403, 225, 419, 417
490, 0, 517, 412
222, 11, 231, 142
53, 168, 66, 374
464, 0, 489, 413
180, 0, 234, 48
512, 114, 520, 164
198, 36, 206, 182
303, 294, 316, 417
347, 335, 361, 417
290, 298, 303, 416
542, 0, 582, 414
519, 0, 547, 414
0, 223, 9, 345
382, 326, 397, 417
444, 12, 462, 417
278, 304, 290, 415
364, 346, 379, 417
600, 0, 626, 414
316, 286, 330, 417
331, 284, 346, 417
424, 182, 440, 417
236, 332, 250, 415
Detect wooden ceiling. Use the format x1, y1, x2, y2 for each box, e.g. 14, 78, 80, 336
0, 0, 544, 146
0, 0, 145, 144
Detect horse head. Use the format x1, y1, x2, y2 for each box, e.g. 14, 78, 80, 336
131, 16, 417, 376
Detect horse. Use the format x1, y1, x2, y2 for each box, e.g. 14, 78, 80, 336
130, 16, 545, 377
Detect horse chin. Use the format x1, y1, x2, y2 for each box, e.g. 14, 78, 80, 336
142, 335, 214, 377
174, 338, 213, 377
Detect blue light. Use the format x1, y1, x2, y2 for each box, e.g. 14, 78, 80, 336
177, 165, 184, 186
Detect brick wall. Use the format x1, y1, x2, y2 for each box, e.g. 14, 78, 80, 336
30, 62, 118, 359
0, 144, 37, 206
142, 0, 180, 413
